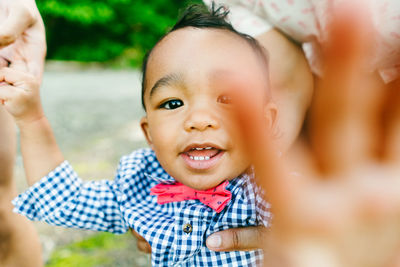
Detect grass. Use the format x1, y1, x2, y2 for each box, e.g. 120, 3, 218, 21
46, 232, 141, 267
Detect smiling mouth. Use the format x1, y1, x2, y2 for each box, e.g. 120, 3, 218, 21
180, 145, 225, 170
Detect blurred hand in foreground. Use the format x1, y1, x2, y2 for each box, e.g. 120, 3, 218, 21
130, 2, 400, 261
235, 3, 400, 267
0, 0, 46, 79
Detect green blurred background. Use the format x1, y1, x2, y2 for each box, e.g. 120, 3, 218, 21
38, 0, 203, 67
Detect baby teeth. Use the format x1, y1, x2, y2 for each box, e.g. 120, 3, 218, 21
193, 147, 213, 151
189, 156, 211, 161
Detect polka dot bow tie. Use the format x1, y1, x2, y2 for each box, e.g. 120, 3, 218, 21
150, 181, 232, 213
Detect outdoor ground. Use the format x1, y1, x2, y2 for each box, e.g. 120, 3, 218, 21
13, 63, 151, 266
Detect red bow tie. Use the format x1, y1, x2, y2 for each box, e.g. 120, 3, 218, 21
150, 181, 232, 213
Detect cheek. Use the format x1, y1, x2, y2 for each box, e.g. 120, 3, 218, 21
148, 116, 180, 149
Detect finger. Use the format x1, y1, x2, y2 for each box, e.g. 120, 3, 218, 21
388, 249, 400, 267
136, 240, 152, 254
229, 77, 304, 211
10, 41, 46, 80
382, 79, 400, 163
130, 229, 152, 253
0, 57, 9, 69
0, 45, 14, 66
25, 57, 45, 81
0, 1, 35, 48
130, 229, 147, 242
206, 226, 267, 252
0, 67, 34, 85
309, 1, 385, 174
357, 168, 400, 220
9, 59, 28, 73
9, 11, 46, 80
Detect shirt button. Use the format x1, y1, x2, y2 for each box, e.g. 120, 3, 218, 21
183, 223, 193, 234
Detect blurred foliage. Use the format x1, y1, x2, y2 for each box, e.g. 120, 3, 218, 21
45, 232, 149, 267
38, 0, 203, 67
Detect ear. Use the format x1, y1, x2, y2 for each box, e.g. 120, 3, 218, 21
263, 102, 278, 132
140, 116, 153, 148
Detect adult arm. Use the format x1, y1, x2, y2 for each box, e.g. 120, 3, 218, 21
206, 0, 314, 152
255, 29, 313, 151
205, 28, 313, 252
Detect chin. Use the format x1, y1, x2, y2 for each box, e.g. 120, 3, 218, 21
180, 173, 233, 191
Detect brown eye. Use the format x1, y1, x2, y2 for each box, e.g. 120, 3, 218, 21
159, 99, 183, 110
217, 94, 232, 104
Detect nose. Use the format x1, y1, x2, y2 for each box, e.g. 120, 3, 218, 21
184, 104, 220, 132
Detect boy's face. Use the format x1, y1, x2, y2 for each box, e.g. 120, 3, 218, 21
141, 28, 276, 190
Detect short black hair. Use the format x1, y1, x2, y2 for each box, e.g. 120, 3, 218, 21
141, 2, 269, 110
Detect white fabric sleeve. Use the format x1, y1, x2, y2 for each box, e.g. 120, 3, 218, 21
203, 0, 273, 37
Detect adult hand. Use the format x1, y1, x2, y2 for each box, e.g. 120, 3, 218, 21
237, 3, 400, 266
0, 0, 46, 79
206, 226, 267, 251
131, 223, 268, 253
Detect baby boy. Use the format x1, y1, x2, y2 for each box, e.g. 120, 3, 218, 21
0, 4, 277, 266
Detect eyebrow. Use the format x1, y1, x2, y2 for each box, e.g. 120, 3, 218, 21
149, 73, 183, 98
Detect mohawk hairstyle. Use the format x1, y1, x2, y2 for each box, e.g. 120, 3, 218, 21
141, 2, 269, 109
171, 3, 233, 31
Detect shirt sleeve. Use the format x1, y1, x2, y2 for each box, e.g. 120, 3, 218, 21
12, 161, 129, 234
203, 0, 273, 36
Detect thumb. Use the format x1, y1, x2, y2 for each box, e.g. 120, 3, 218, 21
206, 226, 266, 252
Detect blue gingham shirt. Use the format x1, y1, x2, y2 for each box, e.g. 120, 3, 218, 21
13, 148, 271, 266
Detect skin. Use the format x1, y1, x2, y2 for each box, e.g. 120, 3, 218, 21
246, 7, 400, 266
134, 27, 314, 253
255, 29, 313, 152
140, 27, 277, 190
1, 1, 314, 256
0, 5, 314, 258
0, 27, 277, 259
203, 28, 314, 252
134, 13, 400, 264
0, 0, 45, 266
4, 3, 397, 266
0, 0, 46, 77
